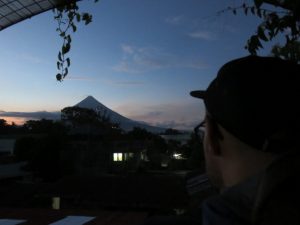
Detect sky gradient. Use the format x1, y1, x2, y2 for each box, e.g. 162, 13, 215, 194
0, 0, 282, 129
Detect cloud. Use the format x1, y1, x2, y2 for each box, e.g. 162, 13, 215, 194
102, 79, 145, 86
165, 15, 184, 25
0, 111, 61, 121
121, 44, 135, 54
65, 75, 96, 81
188, 31, 216, 41
17, 53, 49, 64
154, 120, 199, 130
181, 60, 208, 69
113, 61, 143, 74
115, 101, 205, 130
114, 45, 175, 73
112, 81, 145, 86
114, 44, 207, 73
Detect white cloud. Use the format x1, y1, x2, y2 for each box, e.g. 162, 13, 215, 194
105, 80, 145, 87
113, 61, 142, 74
17, 53, 49, 64
65, 75, 97, 81
121, 44, 135, 54
114, 44, 208, 74
188, 31, 216, 41
165, 15, 184, 25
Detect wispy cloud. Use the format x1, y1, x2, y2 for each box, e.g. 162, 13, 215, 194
115, 101, 205, 130
112, 81, 145, 86
188, 31, 216, 41
165, 15, 184, 25
181, 60, 208, 69
121, 44, 135, 54
102, 79, 145, 87
114, 44, 207, 74
65, 75, 97, 81
0, 111, 60, 121
17, 53, 49, 64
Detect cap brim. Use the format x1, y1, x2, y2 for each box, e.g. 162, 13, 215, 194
190, 90, 206, 99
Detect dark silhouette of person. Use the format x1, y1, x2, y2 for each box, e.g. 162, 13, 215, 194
190, 55, 300, 225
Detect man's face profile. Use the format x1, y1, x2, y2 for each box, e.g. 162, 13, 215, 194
202, 115, 224, 189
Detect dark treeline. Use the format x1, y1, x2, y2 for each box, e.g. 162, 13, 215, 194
1, 106, 204, 182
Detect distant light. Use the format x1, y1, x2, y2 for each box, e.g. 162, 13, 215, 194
161, 162, 168, 167
52, 197, 60, 210
173, 153, 183, 160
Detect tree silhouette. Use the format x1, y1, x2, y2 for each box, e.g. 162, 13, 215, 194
226, 0, 300, 62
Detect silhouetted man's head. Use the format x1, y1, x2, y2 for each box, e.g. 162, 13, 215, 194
191, 55, 300, 189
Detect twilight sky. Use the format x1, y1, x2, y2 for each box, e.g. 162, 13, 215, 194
0, 0, 282, 129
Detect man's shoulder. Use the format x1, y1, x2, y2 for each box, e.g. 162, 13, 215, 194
201, 176, 258, 225
202, 152, 300, 225
253, 152, 300, 224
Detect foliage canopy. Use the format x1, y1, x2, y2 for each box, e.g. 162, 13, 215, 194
226, 0, 300, 62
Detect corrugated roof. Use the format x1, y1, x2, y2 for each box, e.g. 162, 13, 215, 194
0, 0, 71, 31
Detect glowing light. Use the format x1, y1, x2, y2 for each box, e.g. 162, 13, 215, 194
173, 153, 183, 160
113, 153, 123, 161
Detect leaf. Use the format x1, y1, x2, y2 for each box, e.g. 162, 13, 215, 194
59, 32, 65, 37
57, 61, 60, 70
71, 24, 77, 32
257, 9, 262, 18
58, 52, 62, 61
68, 11, 74, 20
62, 43, 71, 54
256, 38, 263, 48
247, 35, 263, 55
56, 73, 62, 81
251, 7, 255, 15
82, 13, 92, 25
244, 7, 248, 15
67, 58, 70, 67
254, 0, 263, 8
67, 35, 72, 43
262, 10, 267, 18
62, 45, 66, 54
258, 26, 268, 41
65, 43, 71, 54
233, 9, 237, 15
76, 13, 81, 22
64, 68, 68, 77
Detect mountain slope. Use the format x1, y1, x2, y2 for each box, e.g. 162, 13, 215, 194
75, 96, 166, 133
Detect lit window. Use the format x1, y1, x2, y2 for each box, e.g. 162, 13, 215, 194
113, 153, 123, 161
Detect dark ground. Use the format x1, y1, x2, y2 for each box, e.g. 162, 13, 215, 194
0, 172, 214, 224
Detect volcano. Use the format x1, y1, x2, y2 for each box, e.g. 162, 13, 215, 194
75, 96, 166, 133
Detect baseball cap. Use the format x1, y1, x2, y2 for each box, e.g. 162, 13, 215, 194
191, 55, 300, 152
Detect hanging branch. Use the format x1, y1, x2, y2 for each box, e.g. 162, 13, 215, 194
53, 0, 98, 81
222, 0, 300, 61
